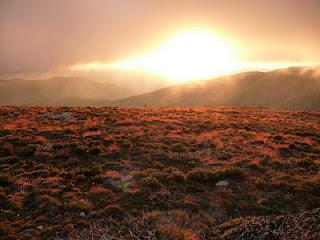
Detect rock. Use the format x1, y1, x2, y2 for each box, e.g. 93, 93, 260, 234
216, 180, 229, 187
52, 112, 72, 121
41, 112, 73, 121
79, 211, 86, 217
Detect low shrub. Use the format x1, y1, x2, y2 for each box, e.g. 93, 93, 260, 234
88, 187, 115, 208
55, 149, 70, 160
34, 151, 53, 162
18, 145, 36, 157
0, 173, 13, 187
0, 222, 8, 236
72, 165, 102, 178
145, 209, 198, 240
294, 158, 317, 169
269, 160, 289, 170
52, 143, 65, 150
186, 169, 217, 183
74, 145, 89, 155
0, 129, 10, 137
217, 166, 246, 179
68, 198, 93, 212
0, 193, 17, 210
186, 166, 245, 184
102, 205, 124, 219
89, 146, 101, 156
171, 143, 187, 153
0, 156, 19, 164
165, 170, 186, 184
139, 176, 162, 188
23, 191, 39, 210
103, 161, 121, 170
0, 145, 12, 157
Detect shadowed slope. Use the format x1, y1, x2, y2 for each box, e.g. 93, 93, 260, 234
0, 77, 135, 106
113, 66, 320, 110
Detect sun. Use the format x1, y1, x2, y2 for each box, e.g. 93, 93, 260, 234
72, 29, 237, 83
111, 30, 237, 83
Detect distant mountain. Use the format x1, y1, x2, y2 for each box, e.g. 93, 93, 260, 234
0, 77, 135, 106
112, 66, 320, 111
52, 97, 109, 107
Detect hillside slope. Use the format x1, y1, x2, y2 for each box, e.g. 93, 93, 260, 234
113, 66, 320, 110
0, 106, 319, 239
0, 77, 135, 106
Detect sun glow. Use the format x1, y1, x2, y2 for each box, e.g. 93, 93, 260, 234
71, 30, 237, 83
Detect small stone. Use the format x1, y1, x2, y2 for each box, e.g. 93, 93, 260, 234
216, 180, 229, 187
79, 211, 86, 217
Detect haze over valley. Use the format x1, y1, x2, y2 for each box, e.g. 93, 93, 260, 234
1, 66, 319, 111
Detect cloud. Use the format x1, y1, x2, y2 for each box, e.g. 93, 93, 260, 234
0, 0, 319, 76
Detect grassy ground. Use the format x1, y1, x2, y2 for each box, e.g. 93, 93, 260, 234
0, 106, 319, 239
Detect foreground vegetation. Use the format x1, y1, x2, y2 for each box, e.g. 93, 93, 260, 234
0, 106, 319, 239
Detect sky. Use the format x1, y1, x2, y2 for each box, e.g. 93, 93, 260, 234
0, 0, 320, 87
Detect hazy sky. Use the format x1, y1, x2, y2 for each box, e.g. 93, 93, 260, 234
1, 0, 320, 78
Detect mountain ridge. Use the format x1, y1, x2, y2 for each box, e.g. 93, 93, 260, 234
112, 66, 320, 111
0, 77, 135, 106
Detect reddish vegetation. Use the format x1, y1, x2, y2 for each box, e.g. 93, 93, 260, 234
0, 106, 319, 239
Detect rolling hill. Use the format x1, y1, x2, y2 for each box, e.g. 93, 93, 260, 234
0, 77, 135, 106
113, 66, 320, 111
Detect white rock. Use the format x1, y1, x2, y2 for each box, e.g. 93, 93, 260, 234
216, 180, 229, 187
52, 112, 72, 121
42, 112, 73, 121
79, 211, 86, 217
